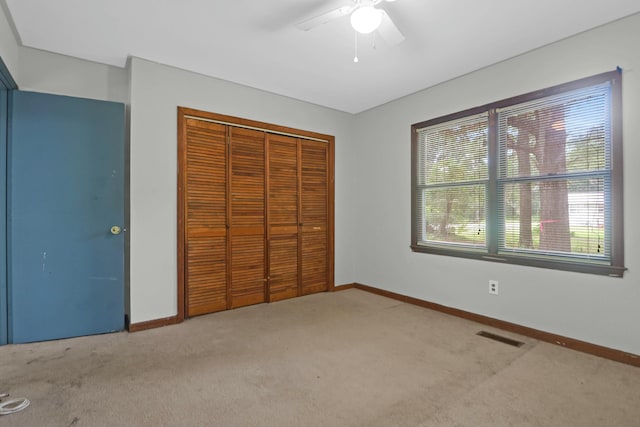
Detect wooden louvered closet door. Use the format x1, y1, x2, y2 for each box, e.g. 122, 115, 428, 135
180, 108, 332, 319
185, 119, 228, 316
300, 140, 329, 295
267, 134, 300, 302
229, 127, 266, 308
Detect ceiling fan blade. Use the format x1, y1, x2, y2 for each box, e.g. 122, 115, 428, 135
377, 10, 405, 45
295, 5, 355, 31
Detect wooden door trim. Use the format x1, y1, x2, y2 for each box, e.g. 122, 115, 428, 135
177, 107, 335, 322
179, 107, 331, 142
177, 107, 187, 321
296, 139, 303, 297
327, 138, 335, 292
264, 134, 271, 303
225, 126, 232, 310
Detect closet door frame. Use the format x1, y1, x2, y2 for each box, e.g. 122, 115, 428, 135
177, 107, 334, 321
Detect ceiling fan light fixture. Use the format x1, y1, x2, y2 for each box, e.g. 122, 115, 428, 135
350, 6, 383, 34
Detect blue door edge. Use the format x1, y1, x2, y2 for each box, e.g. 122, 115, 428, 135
0, 56, 17, 346
4, 89, 15, 344
0, 87, 7, 345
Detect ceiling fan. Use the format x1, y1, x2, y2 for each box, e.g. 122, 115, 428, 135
296, 0, 405, 47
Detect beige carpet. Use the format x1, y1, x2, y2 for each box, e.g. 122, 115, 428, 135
1, 289, 639, 426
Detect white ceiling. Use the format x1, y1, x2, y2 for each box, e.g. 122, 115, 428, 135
5, 0, 640, 113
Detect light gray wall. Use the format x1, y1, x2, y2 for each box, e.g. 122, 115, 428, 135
0, 2, 19, 79
350, 13, 640, 355
18, 47, 128, 103
129, 57, 355, 323
1, 14, 129, 101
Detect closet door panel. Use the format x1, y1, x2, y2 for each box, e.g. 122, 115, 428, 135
229, 127, 266, 308
268, 236, 298, 301
300, 140, 329, 295
267, 134, 299, 302
229, 234, 265, 308
185, 119, 228, 315
187, 235, 227, 315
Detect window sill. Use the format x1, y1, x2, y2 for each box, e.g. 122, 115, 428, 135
410, 244, 626, 277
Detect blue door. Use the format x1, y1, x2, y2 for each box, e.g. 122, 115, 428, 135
8, 91, 125, 343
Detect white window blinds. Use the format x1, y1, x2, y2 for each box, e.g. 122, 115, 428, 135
416, 113, 488, 248
497, 83, 611, 259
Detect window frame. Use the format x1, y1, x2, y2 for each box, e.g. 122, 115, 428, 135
411, 70, 625, 277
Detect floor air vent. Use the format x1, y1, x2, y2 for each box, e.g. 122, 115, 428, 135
477, 331, 525, 347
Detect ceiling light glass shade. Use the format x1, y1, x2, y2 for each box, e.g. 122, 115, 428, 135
350, 6, 383, 34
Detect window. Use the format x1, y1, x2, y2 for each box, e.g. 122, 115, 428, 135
411, 70, 625, 277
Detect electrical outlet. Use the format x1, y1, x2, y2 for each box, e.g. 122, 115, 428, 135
489, 280, 499, 295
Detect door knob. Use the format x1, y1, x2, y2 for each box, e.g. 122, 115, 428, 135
110, 225, 122, 235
